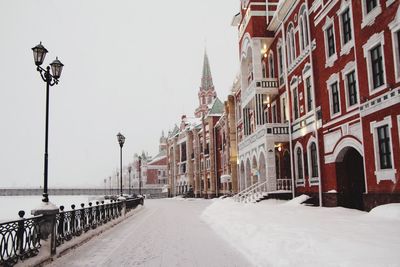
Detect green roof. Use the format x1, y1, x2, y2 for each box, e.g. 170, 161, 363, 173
207, 97, 224, 116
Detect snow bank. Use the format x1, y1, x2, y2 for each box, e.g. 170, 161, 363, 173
201, 198, 400, 267
282, 194, 310, 206
368, 203, 400, 221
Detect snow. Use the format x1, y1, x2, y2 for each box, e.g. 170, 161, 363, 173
281, 194, 310, 206
48, 199, 250, 267
368, 203, 400, 221
201, 198, 400, 267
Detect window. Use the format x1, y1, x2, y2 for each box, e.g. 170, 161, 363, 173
346, 71, 358, 106
370, 44, 384, 89
341, 9, 352, 44
327, 26, 335, 57
281, 95, 287, 123
297, 147, 303, 180
390, 11, 400, 81
366, 0, 377, 13
299, 7, 310, 52
370, 117, 396, 182
331, 82, 340, 115
293, 87, 299, 120
305, 77, 313, 112
287, 24, 296, 66
377, 125, 392, 169
363, 31, 386, 93
310, 142, 318, 178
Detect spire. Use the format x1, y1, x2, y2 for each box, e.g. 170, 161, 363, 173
200, 49, 214, 91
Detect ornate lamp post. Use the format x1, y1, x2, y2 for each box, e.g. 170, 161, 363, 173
117, 133, 125, 196
32, 42, 64, 203
128, 165, 132, 195
138, 156, 142, 195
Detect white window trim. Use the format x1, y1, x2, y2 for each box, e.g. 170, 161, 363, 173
307, 136, 320, 186
290, 77, 300, 122
389, 6, 400, 83
362, 31, 387, 95
341, 60, 360, 111
294, 142, 305, 187
326, 73, 342, 119
370, 116, 397, 183
298, 5, 310, 53
277, 39, 285, 86
322, 16, 338, 68
337, 0, 355, 56
287, 24, 296, 67
361, 0, 382, 29
303, 64, 314, 114
398, 115, 400, 147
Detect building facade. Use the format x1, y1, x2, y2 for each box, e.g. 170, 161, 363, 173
231, 0, 400, 210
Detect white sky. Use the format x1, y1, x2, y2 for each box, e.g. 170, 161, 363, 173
0, 0, 239, 188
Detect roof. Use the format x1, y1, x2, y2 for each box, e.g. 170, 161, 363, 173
200, 50, 214, 91
207, 97, 224, 117
148, 150, 167, 165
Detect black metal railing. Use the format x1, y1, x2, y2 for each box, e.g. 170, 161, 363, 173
0, 211, 41, 266
0, 197, 144, 266
56, 200, 123, 246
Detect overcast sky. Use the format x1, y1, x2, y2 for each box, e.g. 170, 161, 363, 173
0, 0, 239, 188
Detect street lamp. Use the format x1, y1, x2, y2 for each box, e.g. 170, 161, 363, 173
128, 165, 132, 195
32, 42, 64, 203
138, 156, 142, 195
117, 132, 125, 196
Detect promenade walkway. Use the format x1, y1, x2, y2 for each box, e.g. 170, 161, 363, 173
49, 199, 250, 267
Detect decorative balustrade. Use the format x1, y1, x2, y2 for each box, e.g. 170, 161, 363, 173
277, 179, 292, 191
0, 211, 41, 266
0, 197, 143, 266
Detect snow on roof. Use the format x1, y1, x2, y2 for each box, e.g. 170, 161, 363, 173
148, 150, 167, 164
206, 97, 224, 117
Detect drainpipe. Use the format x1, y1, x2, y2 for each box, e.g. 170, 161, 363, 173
214, 122, 219, 197
305, 1, 322, 207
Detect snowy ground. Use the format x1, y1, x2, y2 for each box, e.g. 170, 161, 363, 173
202, 196, 400, 267
48, 198, 250, 267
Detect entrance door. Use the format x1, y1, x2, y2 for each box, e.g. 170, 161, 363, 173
336, 148, 365, 210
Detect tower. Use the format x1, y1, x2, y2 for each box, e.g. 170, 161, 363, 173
159, 131, 167, 152
195, 50, 217, 118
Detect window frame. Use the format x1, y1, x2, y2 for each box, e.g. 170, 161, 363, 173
326, 73, 342, 119
341, 61, 360, 111
268, 51, 275, 78
294, 143, 305, 187
361, 0, 382, 28
337, 1, 355, 56
389, 8, 400, 83
370, 116, 397, 182
322, 16, 338, 68
303, 64, 314, 114
362, 31, 387, 95
307, 137, 320, 186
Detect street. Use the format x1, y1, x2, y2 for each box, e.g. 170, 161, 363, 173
49, 199, 251, 267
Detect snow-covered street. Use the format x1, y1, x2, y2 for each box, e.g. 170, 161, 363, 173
48, 199, 250, 267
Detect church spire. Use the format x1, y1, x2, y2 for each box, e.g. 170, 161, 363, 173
200, 50, 214, 91
195, 49, 217, 118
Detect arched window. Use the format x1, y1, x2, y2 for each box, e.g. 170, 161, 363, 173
287, 24, 296, 65
310, 142, 318, 177
299, 6, 310, 52
296, 147, 304, 180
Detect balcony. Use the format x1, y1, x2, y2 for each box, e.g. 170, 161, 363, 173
238, 123, 289, 152
241, 78, 278, 107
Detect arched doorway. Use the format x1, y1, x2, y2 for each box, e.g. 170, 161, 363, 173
336, 147, 365, 210
282, 150, 291, 179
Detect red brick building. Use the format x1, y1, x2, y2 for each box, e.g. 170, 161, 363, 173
232, 0, 400, 210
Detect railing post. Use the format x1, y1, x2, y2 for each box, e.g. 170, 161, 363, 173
88, 202, 93, 228
70, 205, 76, 235
58, 206, 65, 244
17, 210, 25, 256
80, 203, 85, 231
101, 201, 105, 223
96, 202, 100, 224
